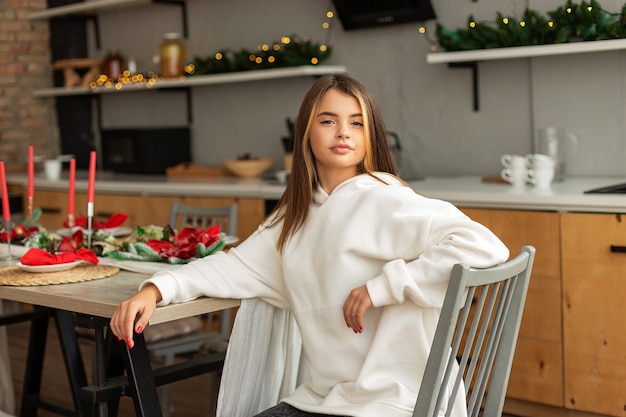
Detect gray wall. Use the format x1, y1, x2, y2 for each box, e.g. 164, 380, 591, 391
91, 0, 626, 179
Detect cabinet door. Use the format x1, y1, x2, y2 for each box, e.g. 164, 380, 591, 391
561, 213, 626, 416
35, 190, 70, 230
461, 208, 563, 407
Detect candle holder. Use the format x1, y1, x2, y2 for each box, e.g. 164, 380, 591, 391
1, 218, 14, 261
87, 202, 94, 249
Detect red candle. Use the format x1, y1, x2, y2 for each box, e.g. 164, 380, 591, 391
68, 158, 76, 217
0, 161, 11, 221
27, 145, 34, 198
87, 151, 96, 203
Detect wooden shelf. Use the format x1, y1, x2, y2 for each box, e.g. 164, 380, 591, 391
28, 0, 152, 20
32, 65, 349, 98
426, 38, 626, 64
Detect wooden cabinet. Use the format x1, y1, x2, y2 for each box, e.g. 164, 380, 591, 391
561, 213, 626, 417
461, 208, 563, 407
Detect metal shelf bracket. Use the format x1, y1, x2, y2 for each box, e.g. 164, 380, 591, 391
448, 61, 479, 112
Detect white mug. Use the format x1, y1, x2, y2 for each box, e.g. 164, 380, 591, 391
44, 159, 62, 180
526, 167, 554, 188
501, 167, 526, 187
525, 153, 556, 169
501, 154, 526, 169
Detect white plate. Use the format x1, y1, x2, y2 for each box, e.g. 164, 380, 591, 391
224, 235, 239, 245
55, 226, 134, 237
16, 260, 83, 273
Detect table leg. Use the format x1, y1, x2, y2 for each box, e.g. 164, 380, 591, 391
118, 333, 163, 417
54, 310, 91, 417
18, 307, 49, 417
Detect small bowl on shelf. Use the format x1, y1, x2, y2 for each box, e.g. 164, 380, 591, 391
224, 157, 274, 178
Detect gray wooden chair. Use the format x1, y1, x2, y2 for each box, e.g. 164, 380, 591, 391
144, 202, 239, 417
413, 245, 535, 417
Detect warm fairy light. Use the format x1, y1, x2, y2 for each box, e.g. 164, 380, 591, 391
260, 44, 270, 51
255, 56, 262, 64
502, 17, 509, 24
588, 6, 593, 11
268, 56, 275, 63
567, 7, 572, 13
273, 43, 280, 51
249, 54, 256, 61
215, 52, 223, 60
184, 64, 194, 74
520, 21, 526, 27
469, 21, 476, 28
418, 26, 426, 34
326, 11, 333, 18
281, 36, 291, 44
320, 44, 327, 52
311, 57, 319, 64
548, 21, 554, 27
322, 22, 330, 29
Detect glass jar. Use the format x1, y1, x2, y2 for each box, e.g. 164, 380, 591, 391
102, 49, 125, 80
159, 33, 186, 78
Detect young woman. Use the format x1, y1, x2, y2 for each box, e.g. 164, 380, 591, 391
110, 74, 509, 417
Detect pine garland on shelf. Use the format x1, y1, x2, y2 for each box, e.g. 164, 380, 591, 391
435, 0, 626, 52
185, 34, 332, 76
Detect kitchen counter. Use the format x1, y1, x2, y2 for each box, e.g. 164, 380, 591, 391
7, 173, 626, 213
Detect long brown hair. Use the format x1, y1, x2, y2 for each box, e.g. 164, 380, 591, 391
269, 74, 397, 251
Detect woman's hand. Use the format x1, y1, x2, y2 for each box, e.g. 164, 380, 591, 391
343, 285, 372, 333
109, 284, 162, 349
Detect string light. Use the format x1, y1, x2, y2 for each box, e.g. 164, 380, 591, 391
422, 0, 626, 52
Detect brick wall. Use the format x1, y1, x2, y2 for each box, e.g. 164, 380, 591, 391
0, 0, 58, 171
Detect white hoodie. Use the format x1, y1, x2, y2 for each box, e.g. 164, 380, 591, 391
145, 173, 509, 417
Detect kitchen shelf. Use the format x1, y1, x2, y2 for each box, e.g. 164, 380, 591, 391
28, 0, 188, 43
426, 38, 626, 64
32, 65, 348, 98
426, 38, 626, 111
28, 0, 156, 20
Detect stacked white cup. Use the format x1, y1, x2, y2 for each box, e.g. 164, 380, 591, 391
500, 154, 527, 187
525, 153, 556, 188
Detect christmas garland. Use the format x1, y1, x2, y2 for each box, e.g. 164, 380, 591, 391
185, 34, 332, 76
435, 0, 626, 52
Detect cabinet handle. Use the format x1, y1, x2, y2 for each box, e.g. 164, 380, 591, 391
95, 211, 115, 218
40, 207, 61, 214
610, 245, 626, 253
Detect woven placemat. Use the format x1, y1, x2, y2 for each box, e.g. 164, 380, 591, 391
0, 264, 119, 286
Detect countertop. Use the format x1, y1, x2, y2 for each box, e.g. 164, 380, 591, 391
7, 172, 626, 213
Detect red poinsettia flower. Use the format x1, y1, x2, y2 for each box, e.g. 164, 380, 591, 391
57, 230, 85, 252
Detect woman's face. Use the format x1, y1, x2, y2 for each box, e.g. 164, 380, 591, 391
309, 88, 366, 187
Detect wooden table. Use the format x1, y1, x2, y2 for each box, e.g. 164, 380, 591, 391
0, 267, 240, 417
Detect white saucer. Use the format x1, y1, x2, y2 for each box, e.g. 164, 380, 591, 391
224, 235, 239, 245
17, 260, 83, 273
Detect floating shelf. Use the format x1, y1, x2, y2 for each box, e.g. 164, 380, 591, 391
28, 0, 153, 19
426, 38, 626, 111
426, 38, 626, 64
32, 65, 349, 98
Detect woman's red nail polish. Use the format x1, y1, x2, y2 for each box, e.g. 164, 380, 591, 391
135, 325, 143, 334
126, 337, 132, 349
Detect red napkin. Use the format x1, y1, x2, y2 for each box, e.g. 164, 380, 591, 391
20, 248, 99, 266
63, 213, 128, 229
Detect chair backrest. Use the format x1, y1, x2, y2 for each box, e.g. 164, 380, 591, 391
168, 202, 238, 237
413, 245, 536, 417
